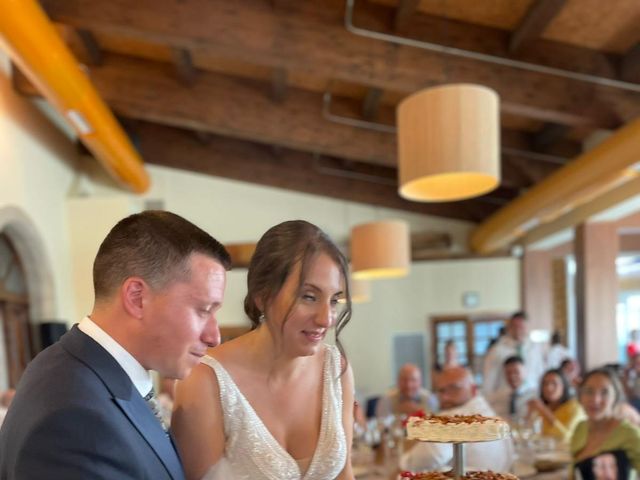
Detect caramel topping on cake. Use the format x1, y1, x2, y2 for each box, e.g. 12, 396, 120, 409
401, 470, 518, 480
410, 414, 503, 424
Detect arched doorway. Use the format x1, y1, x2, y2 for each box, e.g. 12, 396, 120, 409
0, 206, 56, 389
0, 234, 30, 389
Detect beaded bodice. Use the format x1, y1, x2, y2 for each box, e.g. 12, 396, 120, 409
199, 345, 347, 480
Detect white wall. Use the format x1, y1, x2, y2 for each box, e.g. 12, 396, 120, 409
0, 51, 76, 323
68, 164, 521, 395
342, 257, 520, 397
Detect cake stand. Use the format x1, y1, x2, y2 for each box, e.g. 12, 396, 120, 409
419, 437, 508, 480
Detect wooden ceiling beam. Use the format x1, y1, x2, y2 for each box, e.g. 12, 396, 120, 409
133, 120, 497, 221
41, 0, 637, 129
170, 47, 197, 86
270, 67, 288, 102
361, 87, 384, 120
532, 122, 571, 151
74, 28, 103, 66
502, 154, 560, 185
10, 63, 39, 97
81, 54, 568, 190
509, 0, 567, 54
393, 0, 420, 31
621, 43, 640, 84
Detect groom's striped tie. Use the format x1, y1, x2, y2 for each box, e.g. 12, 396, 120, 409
144, 388, 168, 432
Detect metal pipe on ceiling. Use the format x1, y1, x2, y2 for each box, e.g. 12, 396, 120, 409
0, 0, 150, 193
344, 0, 640, 93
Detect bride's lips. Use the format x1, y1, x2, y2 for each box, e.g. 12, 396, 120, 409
302, 330, 326, 343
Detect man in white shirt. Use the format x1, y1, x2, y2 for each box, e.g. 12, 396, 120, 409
487, 356, 537, 422
0, 211, 231, 480
546, 331, 572, 369
376, 363, 437, 420
482, 311, 546, 396
400, 366, 514, 473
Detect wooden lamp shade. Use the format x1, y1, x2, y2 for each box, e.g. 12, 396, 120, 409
397, 84, 500, 202
350, 220, 410, 280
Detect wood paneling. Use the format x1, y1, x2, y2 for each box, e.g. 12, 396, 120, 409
41, 0, 638, 128
521, 249, 553, 332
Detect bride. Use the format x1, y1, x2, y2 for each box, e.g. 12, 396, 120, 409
172, 220, 355, 480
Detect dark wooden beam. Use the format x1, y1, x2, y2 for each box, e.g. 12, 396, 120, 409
74, 28, 103, 65
393, 0, 420, 31
170, 47, 197, 86
532, 122, 571, 151
10, 63, 40, 97
134, 121, 498, 222
503, 154, 560, 185
270, 67, 287, 102
621, 43, 640, 83
41, 0, 636, 129
193, 130, 212, 145
361, 87, 384, 120
509, 0, 567, 54
84, 54, 571, 192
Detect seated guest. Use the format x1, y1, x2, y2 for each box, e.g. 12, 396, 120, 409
624, 353, 640, 411
487, 356, 537, 422
571, 368, 640, 480
435, 340, 461, 371
376, 363, 437, 420
546, 331, 572, 369
400, 366, 514, 473
561, 358, 583, 392
527, 369, 585, 443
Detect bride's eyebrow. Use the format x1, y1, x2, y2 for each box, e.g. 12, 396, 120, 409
301, 283, 343, 296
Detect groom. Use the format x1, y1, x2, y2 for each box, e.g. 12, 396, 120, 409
0, 211, 231, 479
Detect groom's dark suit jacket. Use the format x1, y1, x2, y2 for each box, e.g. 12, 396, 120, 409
0, 325, 185, 480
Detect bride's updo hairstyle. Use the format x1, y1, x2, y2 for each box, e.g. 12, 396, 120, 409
244, 220, 352, 365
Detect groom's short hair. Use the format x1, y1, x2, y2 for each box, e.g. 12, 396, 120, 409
93, 210, 231, 301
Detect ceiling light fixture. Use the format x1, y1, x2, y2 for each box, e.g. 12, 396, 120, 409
397, 83, 500, 202
350, 220, 410, 280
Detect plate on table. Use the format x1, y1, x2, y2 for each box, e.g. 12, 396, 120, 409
534, 451, 572, 472
353, 465, 370, 478
512, 461, 537, 478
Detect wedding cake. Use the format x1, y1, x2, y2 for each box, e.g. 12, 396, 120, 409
405, 413, 510, 443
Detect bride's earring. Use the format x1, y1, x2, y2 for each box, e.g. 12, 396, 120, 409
259, 312, 266, 323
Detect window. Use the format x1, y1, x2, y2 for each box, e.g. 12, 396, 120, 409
431, 314, 508, 384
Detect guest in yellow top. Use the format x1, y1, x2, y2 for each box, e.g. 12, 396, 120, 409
528, 368, 586, 443
571, 368, 640, 480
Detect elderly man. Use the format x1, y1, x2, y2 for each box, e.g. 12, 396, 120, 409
487, 356, 537, 422
376, 363, 437, 420
400, 366, 514, 473
482, 311, 546, 396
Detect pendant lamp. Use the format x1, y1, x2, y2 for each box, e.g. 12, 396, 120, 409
350, 277, 371, 304
397, 84, 500, 202
350, 220, 410, 280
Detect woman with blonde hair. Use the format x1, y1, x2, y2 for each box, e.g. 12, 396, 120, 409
572, 368, 640, 480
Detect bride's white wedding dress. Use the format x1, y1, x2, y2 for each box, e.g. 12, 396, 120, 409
199, 345, 348, 480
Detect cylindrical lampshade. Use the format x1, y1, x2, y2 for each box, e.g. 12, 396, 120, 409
350, 277, 371, 303
397, 84, 500, 202
350, 220, 410, 280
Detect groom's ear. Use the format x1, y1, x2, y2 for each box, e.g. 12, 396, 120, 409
121, 277, 147, 319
